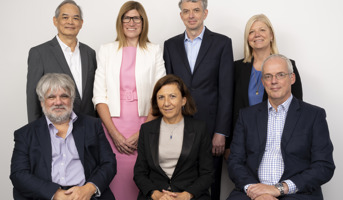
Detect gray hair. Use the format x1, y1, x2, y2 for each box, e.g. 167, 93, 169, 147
178, 0, 208, 10
36, 73, 76, 103
261, 54, 293, 74
55, 0, 83, 20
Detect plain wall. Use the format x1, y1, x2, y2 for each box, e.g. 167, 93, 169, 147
1, 0, 341, 199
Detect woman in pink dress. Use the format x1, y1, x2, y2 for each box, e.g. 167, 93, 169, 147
93, 1, 166, 199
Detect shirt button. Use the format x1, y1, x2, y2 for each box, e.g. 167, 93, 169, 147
61, 177, 64, 180
63, 154, 66, 157
61, 163, 64, 166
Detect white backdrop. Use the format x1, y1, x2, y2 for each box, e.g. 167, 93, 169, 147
1, 0, 341, 199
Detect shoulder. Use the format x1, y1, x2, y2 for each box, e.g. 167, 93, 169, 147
75, 113, 101, 125
145, 42, 162, 52
14, 117, 46, 138
164, 33, 184, 45
29, 38, 56, 52
141, 117, 162, 130
79, 42, 95, 53
205, 28, 231, 41
295, 98, 325, 114
234, 58, 248, 69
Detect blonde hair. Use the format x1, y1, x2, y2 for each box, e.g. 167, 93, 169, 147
115, 1, 149, 49
243, 14, 279, 63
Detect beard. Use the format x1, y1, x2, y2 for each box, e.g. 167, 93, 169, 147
42, 104, 73, 124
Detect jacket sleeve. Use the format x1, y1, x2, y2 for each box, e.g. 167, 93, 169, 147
227, 109, 260, 190
27, 47, 44, 123
185, 122, 213, 198
134, 125, 159, 197
215, 37, 234, 136
288, 108, 335, 192
10, 129, 60, 199
85, 119, 117, 193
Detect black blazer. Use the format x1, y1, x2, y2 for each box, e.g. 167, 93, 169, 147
228, 98, 335, 200
10, 114, 116, 200
134, 116, 213, 199
231, 58, 303, 144
26, 37, 97, 122
164, 28, 234, 136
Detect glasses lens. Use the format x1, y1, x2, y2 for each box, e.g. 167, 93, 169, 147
133, 17, 141, 23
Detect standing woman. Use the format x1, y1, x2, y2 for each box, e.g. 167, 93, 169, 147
232, 14, 303, 133
93, 1, 166, 199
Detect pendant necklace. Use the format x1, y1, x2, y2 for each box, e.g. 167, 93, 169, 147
165, 121, 182, 139
253, 67, 262, 95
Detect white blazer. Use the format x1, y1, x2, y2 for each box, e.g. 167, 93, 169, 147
93, 41, 166, 117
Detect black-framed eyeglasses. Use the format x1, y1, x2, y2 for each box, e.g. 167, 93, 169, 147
263, 72, 292, 81
122, 16, 142, 24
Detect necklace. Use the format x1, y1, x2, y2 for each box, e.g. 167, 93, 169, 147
252, 67, 262, 95
163, 119, 183, 139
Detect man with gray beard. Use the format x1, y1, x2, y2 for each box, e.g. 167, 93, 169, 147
10, 73, 116, 200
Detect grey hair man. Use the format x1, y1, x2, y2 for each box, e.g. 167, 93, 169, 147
26, 0, 97, 123
164, 0, 235, 199
11, 73, 116, 199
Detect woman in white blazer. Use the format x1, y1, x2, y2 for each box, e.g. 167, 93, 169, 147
92, 1, 165, 199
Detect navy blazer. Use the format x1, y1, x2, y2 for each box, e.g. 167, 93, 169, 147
134, 116, 213, 199
27, 37, 97, 122
164, 28, 234, 137
10, 114, 116, 200
228, 98, 335, 199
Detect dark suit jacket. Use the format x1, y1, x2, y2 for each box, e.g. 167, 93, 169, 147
27, 37, 97, 122
228, 98, 335, 200
164, 28, 234, 136
10, 114, 116, 200
134, 116, 213, 199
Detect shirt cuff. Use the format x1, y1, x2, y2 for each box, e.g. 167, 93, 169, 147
244, 184, 252, 193
215, 132, 227, 137
283, 180, 298, 194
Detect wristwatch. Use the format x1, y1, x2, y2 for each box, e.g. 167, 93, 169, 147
274, 182, 284, 196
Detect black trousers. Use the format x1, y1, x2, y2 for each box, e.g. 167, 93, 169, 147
211, 155, 223, 200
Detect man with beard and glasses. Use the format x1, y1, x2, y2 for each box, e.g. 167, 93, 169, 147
10, 73, 117, 200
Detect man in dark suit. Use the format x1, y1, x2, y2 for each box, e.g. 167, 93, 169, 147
27, 0, 97, 122
11, 73, 116, 200
163, 0, 234, 199
227, 54, 335, 200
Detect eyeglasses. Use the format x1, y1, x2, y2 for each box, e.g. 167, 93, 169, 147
122, 16, 142, 24
263, 72, 292, 81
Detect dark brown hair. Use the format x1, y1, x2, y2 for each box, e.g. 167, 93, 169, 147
151, 74, 197, 117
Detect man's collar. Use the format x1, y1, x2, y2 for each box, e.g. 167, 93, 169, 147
268, 95, 293, 112
184, 26, 206, 42
56, 35, 79, 51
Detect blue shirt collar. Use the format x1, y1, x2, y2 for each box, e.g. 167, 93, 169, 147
184, 26, 206, 42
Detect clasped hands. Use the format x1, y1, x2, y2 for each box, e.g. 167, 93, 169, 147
152, 189, 193, 200
112, 131, 139, 155
246, 183, 288, 200
53, 183, 96, 200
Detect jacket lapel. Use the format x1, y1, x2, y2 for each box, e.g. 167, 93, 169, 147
257, 102, 268, 163
36, 117, 53, 181
173, 117, 195, 177
193, 28, 212, 74
176, 33, 192, 74
281, 98, 301, 149
79, 43, 89, 98
72, 117, 85, 167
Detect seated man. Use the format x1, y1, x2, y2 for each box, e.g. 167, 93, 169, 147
10, 73, 116, 200
227, 54, 335, 200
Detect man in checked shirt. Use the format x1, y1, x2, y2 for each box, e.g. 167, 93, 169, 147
227, 54, 335, 200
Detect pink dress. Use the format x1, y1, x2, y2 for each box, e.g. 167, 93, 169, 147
103, 47, 147, 200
